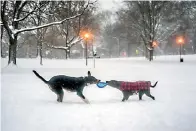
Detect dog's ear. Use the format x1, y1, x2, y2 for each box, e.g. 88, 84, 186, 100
88, 71, 91, 76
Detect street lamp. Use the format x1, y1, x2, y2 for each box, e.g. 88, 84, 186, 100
84, 33, 89, 39
152, 41, 158, 48
176, 36, 185, 62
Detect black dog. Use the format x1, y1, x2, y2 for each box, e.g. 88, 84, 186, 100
33, 70, 100, 103
106, 80, 158, 102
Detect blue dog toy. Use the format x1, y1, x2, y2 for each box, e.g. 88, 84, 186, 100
97, 82, 107, 88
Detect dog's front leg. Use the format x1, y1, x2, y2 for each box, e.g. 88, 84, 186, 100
77, 92, 90, 104
82, 98, 90, 104
122, 91, 129, 102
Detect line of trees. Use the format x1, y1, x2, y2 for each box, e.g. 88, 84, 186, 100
1, 0, 98, 65
1, 1, 196, 63
100, 1, 196, 60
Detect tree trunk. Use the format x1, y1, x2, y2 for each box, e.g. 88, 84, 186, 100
142, 44, 145, 57
149, 49, 154, 61
40, 42, 43, 65
68, 48, 71, 58
8, 38, 17, 65
109, 48, 112, 58
37, 40, 43, 65
148, 41, 154, 61
36, 7, 43, 65
65, 50, 68, 59
1, 25, 4, 57
127, 43, 131, 57
65, 1, 71, 59
145, 46, 148, 59
36, 31, 43, 65
65, 50, 70, 59
194, 32, 196, 54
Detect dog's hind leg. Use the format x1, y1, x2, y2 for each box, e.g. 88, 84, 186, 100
52, 87, 64, 102
125, 95, 130, 101
57, 89, 64, 102
139, 91, 145, 100
145, 91, 155, 100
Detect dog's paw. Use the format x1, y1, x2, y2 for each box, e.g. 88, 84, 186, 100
83, 99, 90, 104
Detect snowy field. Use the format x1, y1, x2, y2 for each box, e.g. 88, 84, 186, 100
1, 55, 196, 131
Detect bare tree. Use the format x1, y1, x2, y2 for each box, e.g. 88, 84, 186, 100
1, 0, 89, 65
32, 1, 49, 65
46, 1, 98, 59
124, 1, 168, 61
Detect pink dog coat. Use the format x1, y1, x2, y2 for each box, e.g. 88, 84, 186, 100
120, 81, 151, 91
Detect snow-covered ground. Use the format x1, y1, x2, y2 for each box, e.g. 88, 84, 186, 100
1, 55, 196, 131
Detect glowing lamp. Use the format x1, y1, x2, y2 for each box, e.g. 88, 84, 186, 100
84, 33, 89, 39
176, 36, 185, 45
152, 41, 158, 47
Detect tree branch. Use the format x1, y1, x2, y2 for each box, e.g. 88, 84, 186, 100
14, 1, 90, 35
15, 4, 38, 22
69, 37, 82, 48
46, 43, 68, 50
13, 1, 21, 21
45, 36, 82, 51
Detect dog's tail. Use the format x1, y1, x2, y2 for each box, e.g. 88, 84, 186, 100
32, 70, 48, 84
150, 81, 158, 88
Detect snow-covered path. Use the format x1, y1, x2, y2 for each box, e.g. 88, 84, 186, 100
1, 55, 196, 131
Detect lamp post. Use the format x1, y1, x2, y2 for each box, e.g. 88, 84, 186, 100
113, 37, 120, 57
152, 41, 158, 58
84, 33, 89, 66
176, 36, 185, 62
92, 38, 95, 68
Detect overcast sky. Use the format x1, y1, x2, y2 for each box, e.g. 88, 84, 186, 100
98, 0, 123, 11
